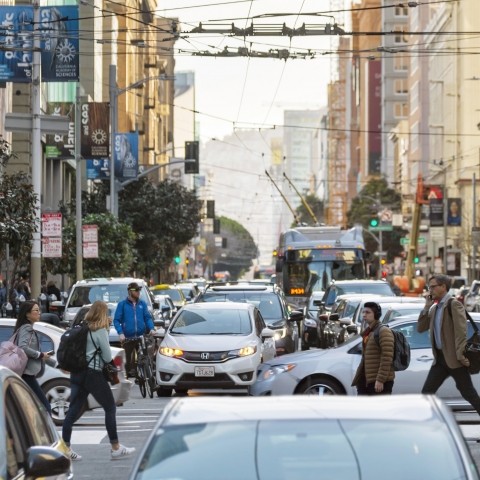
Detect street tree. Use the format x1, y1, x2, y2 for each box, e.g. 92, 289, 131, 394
294, 194, 324, 225
0, 139, 37, 288
346, 177, 405, 263
119, 178, 202, 279
201, 216, 258, 280
44, 212, 136, 280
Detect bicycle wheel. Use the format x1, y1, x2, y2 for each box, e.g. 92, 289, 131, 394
144, 358, 155, 399
137, 357, 147, 398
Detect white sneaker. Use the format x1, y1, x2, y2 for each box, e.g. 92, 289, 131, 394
111, 444, 135, 460
68, 448, 82, 461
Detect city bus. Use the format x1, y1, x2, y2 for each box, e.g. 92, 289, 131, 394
275, 225, 368, 307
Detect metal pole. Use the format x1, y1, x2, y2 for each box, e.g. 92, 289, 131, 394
473, 173, 476, 281
443, 167, 448, 272
30, 0, 42, 298
75, 85, 83, 281
109, 65, 117, 217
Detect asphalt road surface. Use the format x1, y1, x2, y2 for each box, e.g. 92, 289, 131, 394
64, 386, 480, 480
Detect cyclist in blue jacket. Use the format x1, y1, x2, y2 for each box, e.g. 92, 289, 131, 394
114, 282, 155, 378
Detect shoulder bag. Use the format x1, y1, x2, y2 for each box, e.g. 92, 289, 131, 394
448, 299, 480, 374
0, 330, 28, 376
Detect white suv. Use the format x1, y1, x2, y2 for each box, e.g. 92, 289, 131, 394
63, 277, 161, 325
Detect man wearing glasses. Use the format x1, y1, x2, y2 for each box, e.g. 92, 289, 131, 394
113, 282, 155, 378
418, 274, 480, 417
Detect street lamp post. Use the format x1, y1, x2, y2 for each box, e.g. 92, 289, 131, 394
109, 65, 172, 217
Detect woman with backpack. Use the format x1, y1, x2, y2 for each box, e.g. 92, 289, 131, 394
61, 300, 135, 461
351, 301, 395, 395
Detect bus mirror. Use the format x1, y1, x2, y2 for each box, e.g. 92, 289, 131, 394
275, 259, 284, 273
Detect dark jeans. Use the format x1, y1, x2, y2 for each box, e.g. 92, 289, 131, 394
422, 349, 480, 415
62, 369, 118, 445
357, 379, 394, 396
22, 374, 52, 414
124, 338, 140, 377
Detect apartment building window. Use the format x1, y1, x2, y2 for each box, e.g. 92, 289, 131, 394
394, 56, 408, 71
394, 102, 408, 118
395, 6, 408, 16
394, 25, 408, 44
394, 79, 408, 95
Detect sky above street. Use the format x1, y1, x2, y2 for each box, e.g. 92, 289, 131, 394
158, 0, 344, 142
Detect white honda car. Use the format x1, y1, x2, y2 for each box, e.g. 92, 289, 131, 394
155, 302, 275, 397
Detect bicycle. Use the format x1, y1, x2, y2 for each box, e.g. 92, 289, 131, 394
135, 334, 158, 398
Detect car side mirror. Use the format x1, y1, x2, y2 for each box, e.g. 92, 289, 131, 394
261, 327, 275, 338
346, 325, 359, 334
289, 310, 303, 322
329, 313, 340, 322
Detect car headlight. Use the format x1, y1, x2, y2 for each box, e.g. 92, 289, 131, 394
304, 318, 316, 328
262, 364, 296, 380
274, 327, 287, 340
229, 345, 257, 357
159, 346, 184, 358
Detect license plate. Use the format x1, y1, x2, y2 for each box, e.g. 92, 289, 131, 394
195, 366, 214, 377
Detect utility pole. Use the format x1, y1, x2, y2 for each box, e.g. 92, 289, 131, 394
75, 85, 83, 281
30, 0, 42, 298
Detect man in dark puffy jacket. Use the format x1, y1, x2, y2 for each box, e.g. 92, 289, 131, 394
351, 301, 395, 395
113, 282, 154, 378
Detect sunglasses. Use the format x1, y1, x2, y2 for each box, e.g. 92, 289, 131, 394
129, 288, 141, 292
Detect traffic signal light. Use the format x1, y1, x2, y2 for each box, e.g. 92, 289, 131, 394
185, 258, 190, 265
206, 200, 215, 219
213, 218, 221, 234
380, 258, 386, 266
414, 256, 420, 264
369, 218, 379, 227
174, 255, 181, 264
184, 141, 199, 174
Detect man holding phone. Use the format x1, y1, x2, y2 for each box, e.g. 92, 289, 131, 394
418, 274, 480, 419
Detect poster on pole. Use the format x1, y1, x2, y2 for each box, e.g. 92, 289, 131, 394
82, 225, 98, 243
41, 212, 62, 237
83, 242, 98, 258
426, 185, 444, 227
42, 237, 62, 258
45, 102, 75, 159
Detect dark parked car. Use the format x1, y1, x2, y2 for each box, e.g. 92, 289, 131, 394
0, 366, 72, 479
196, 283, 302, 355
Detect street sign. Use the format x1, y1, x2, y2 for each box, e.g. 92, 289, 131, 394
369, 225, 393, 232
400, 237, 426, 245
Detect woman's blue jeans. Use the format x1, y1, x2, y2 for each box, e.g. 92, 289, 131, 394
62, 369, 117, 445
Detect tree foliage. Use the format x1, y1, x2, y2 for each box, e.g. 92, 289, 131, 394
294, 194, 324, 225
202, 216, 258, 280
119, 178, 202, 278
0, 139, 37, 286
346, 178, 405, 262
44, 211, 136, 280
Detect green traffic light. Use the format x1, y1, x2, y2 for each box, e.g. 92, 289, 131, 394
370, 218, 379, 227
174, 256, 181, 264
414, 256, 419, 264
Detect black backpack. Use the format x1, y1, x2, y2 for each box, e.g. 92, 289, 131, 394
374, 325, 411, 371
57, 323, 95, 373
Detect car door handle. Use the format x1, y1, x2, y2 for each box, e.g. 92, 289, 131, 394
417, 355, 433, 362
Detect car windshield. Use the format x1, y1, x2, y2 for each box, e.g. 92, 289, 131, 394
134, 419, 466, 480
200, 292, 282, 320
153, 288, 182, 302
170, 308, 252, 335
69, 284, 149, 307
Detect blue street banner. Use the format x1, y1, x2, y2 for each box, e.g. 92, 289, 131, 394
40, 6, 79, 82
0, 5, 79, 82
86, 159, 110, 180
114, 133, 139, 180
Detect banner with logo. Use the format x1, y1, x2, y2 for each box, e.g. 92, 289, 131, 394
0, 6, 79, 82
86, 159, 110, 180
81, 102, 110, 158
427, 185, 444, 227
45, 102, 75, 159
114, 132, 139, 180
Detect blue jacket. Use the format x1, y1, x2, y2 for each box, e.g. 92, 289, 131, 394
113, 298, 154, 339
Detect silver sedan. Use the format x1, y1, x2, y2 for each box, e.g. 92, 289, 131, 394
250, 314, 480, 410
0, 319, 132, 425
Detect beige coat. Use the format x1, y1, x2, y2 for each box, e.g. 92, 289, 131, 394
352, 321, 395, 386
417, 296, 467, 369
